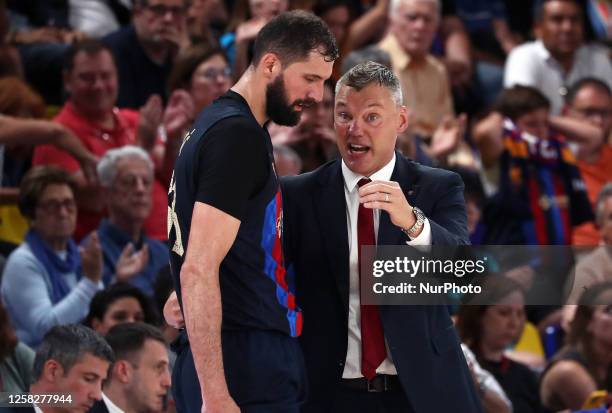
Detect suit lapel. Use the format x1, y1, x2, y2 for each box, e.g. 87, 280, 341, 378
314, 162, 350, 314
377, 154, 421, 246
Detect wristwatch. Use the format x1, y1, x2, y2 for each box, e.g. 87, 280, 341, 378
401, 207, 425, 237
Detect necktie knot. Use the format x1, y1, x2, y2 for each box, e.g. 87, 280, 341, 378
358, 178, 371, 188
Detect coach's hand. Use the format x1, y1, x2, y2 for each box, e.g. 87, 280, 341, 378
359, 180, 420, 235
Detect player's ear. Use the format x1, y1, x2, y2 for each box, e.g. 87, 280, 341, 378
259, 53, 282, 79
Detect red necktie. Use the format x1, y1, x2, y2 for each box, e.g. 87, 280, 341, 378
357, 178, 387, 380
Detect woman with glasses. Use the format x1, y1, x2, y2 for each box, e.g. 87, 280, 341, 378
540, 281, 612, 411
0, 166, 104, 347
167, 43, 232, 116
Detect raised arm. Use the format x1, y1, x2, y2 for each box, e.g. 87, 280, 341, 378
473, 112, 504, 168
549, 115, 604, 161
0, 115, 98, 183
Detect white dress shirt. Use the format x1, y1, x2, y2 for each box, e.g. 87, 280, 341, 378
504, 40, 612, 115
102, 393, 126, 413
341, 154, 432, 378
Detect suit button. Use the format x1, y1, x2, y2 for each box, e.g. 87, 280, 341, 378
339, 362, 344, 367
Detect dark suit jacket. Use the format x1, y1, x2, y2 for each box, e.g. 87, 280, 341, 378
87, 399, 109, 413
281, 153, 483, 413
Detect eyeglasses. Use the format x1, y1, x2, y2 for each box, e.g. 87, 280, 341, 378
37, 198, 76, 214
146, 4, 186, 17
197, 67, 232, 81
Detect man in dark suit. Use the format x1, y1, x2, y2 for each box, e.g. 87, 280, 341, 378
89, 323, 171, 413
282, 61, 483, 413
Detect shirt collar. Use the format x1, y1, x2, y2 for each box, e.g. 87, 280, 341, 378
103, 393, 126, 413
379, 34, 411, 71
342, 153, 396, 193
534, 40, 552, 60
64, 101, 125, 134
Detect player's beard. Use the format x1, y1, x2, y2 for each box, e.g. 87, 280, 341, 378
265, 74, 313, 126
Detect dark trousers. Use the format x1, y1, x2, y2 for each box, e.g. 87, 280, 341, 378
172, 329, 307, 413
330, 380, 416, 413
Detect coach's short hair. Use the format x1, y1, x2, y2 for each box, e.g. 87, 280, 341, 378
336, 61, 403, 106
32, 325, 114, 381
252, 10, 338, 66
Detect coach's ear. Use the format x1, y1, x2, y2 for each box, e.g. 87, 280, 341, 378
397, 106, 409, 134
259, 52, 282, 80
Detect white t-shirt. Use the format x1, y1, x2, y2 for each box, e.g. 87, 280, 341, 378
504, 40, 612, 115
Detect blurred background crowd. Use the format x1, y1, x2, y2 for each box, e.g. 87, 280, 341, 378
0, 0, 611, 412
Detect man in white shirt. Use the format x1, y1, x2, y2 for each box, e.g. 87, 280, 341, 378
282, 61, 482, 412
89, 323, 171, 413
504, 0, 612, 115
29, 325, 114, 413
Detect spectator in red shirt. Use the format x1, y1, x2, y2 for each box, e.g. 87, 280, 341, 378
33, 39, 186, 241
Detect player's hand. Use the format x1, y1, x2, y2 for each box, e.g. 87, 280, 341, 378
163, 290, 185, 329
202, 395, 240, 413
359, 180, 419, 233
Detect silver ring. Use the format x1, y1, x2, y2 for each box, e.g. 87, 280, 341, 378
385, 193, 389, 202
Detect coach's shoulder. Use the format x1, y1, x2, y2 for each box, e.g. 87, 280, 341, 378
281, 159, 339, 191
400, 155, 463, 189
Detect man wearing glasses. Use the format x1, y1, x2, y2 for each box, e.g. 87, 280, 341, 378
564, 78, 612, 246
104, 0, 189, 108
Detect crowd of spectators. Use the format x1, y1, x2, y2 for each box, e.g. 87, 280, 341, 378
0, 0, 610, 412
